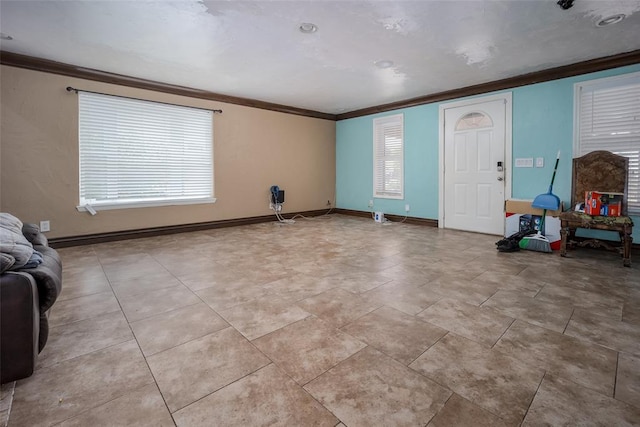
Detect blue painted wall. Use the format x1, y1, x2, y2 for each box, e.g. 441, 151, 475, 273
336, 64, 640, 238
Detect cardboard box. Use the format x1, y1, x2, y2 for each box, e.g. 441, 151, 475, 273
504, 199, 563, 217
505, 199, 563, 250
585, 191, 623, 217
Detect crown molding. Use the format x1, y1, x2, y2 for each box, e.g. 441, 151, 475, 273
0, 51, 337, 121
336, 49, 640, 120
3, 49, 639, 122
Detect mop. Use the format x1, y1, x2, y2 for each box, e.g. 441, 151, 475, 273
519, 151, 560, 253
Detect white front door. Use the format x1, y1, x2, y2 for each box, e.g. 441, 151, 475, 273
442, 96, 510, 235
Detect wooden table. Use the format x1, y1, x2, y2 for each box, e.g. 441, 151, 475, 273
559, 212, 634, 267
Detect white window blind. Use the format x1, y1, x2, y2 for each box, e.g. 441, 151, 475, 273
575, 72, 640, 215
373, 114, 404, 199
78, 92, 214, 211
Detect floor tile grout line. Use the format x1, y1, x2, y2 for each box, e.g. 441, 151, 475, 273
478, 288, 500, 307
250, 314, 319, 344
34, 329, 134, 372
421, 392, 455, 427
256, 356, 346, 425
226, 314, 357, 423
140, 324, 234, 359
127, 298, 227, 329
134, 308, 232, 356
49, 288, 116, 305
91, 253, 176, 422
110, 280, 190, 302
562, 308, 575, 334
27, 338, 156, 420
107, 245, 225, 323
613, 351, 620, 400
123, 299, 203, 325
122, 286, 198, 422
406, 331, 450, 368
301, 345, 372, 389
407, 329, 537, 425
38, 246, 139, 373
337, 322, 424, 368
520, 370, 548, 426
47, 306, 123, 330
167, 362, 274, 415
413, 296, 444, 317
47, 382, 159, 426
0, 382, 15, 427
491, 317, 517, 349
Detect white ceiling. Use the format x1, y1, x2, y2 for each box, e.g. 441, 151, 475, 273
1, 0, 640, 115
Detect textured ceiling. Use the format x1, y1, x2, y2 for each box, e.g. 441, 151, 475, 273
1, 0, 640, 114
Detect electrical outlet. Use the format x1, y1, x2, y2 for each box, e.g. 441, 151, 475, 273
368, 200, 374, 208
40, 220, 50, 232
405, 204, 410, 212
326, 200, 331, 206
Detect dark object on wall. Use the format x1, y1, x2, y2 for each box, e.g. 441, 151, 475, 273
557, 0, 574, 10
270, 186, 285, 204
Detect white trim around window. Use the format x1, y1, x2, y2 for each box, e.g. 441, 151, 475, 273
373, 113, 404, 199
77, 92, 215, 212
574, 71, 640, 215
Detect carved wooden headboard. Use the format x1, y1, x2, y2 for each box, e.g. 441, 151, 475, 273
572, 150, 629, 214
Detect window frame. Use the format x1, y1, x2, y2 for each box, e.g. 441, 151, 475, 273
574, 71, 640, 216
76, 92, 215, 212
373, 113, 404, 200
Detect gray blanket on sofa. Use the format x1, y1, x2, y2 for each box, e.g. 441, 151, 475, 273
0, 212, 35, 271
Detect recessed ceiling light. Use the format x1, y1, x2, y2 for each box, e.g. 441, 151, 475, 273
0, 33, 13, 41
374, 60, 394, 69
299, 23, 318, 33
596, 14, 625, 27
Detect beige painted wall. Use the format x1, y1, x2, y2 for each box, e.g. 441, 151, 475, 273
0, 65, 336, 238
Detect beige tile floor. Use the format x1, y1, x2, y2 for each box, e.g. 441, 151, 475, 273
3, 214, 640, 426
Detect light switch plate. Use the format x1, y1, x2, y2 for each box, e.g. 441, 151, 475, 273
515, 158, 534, 168
535, 157, 544, 168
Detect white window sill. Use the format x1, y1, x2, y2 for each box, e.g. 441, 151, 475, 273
374, 194, 404, 200
77, 197, 216, 213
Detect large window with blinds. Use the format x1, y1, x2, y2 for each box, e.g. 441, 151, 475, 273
575, 72, 640, 215
373, 113, 404, 199
78, 92, 214, 211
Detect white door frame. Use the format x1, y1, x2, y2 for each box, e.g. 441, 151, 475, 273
438, 92, 513, 230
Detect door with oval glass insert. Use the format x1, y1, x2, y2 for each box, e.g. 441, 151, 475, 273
443, 98, 507, 235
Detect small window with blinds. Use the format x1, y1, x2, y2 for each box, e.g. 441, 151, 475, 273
78, 92, 214, 211
575, 72, 640, 215
373, 114, 404, 199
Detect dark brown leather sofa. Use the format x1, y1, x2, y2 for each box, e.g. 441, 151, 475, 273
1, 223, 62, 383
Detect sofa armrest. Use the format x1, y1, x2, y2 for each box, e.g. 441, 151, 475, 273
1, 272, 40, 384
22, 223, 48, 247
19, 245, 62, 313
